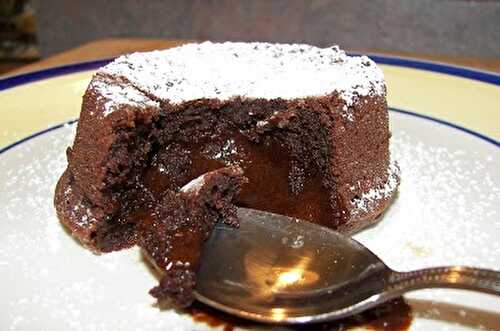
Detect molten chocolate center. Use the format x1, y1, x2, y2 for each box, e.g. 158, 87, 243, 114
143, 132, 333, 226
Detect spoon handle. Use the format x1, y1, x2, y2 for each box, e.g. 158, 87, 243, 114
387, 266, 500, 296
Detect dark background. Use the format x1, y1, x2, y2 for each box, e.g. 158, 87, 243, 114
32, 0, 500, 58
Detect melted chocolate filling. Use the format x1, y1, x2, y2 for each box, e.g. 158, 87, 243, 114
143, 132, 333, 226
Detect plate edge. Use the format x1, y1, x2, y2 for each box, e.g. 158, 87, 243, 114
0, 108, 497, 157
1, 54, 499, 92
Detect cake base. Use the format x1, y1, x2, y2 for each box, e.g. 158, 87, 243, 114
55, 169, 140, 252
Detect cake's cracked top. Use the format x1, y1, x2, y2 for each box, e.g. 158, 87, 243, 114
99, 42, 385, 116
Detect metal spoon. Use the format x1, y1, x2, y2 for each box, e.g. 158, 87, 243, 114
194, 208, 500, 324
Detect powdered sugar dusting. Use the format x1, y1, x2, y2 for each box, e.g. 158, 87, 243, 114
101, 42, 385, 110
351, 162, 400, 214
1, 123, 76, 259
355, 131, 500, 271
62, 187, 97, 229
90, 78, 160, 117
180, 174, 206, 194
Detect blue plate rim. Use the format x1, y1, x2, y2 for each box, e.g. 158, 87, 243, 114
1, 53, 499, 91
0, 107, 497, 157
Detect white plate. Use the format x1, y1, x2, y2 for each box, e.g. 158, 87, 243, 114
1, 110, 499, 331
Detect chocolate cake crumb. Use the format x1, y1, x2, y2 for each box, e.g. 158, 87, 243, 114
139, 166, 247, 307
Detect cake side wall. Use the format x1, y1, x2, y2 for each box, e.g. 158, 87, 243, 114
54, 75, 161, 250
67, 74, 160, 209
54, 81, 117, 249
67, 83, 115, 208
330, 95, 395, 231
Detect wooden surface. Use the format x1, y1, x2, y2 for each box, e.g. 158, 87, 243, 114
2, 38, 500, 77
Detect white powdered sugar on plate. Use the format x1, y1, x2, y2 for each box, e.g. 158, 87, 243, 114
352, 128, 500, 330
101, 42, 385, 111
355, 130, 500, 272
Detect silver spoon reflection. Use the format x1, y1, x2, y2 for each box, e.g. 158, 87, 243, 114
194, 208, 500, 324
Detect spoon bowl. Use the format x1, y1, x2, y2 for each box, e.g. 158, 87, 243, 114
194, 208, 500, 324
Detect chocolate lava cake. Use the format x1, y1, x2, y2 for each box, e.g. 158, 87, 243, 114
55, 42, 399, 255
139, 166, 246, 307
